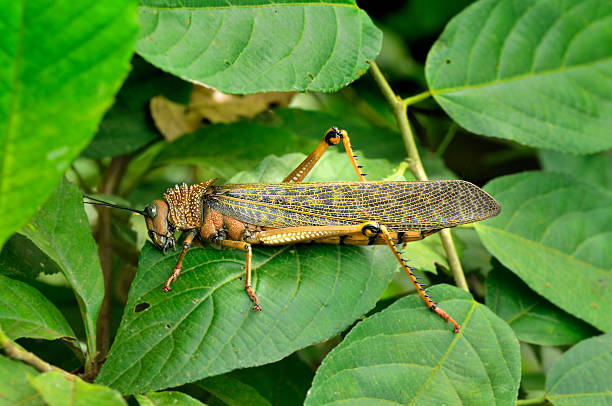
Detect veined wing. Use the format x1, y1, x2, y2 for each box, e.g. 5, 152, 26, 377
209, 180, 500, 231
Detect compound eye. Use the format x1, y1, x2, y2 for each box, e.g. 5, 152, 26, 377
144, 203, 157, 219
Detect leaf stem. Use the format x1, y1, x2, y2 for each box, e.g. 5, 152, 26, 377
367, 60, 468, 292
516, 396, 548, 405
435, 122, 458, 157
403, 90, 432, 107
0, 326, 76, 381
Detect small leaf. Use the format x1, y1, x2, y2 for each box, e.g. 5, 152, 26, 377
197, 355, 313, 406
135, 391, 206, 406
30, 372, 127, 406
426, 0, 612, 153
82, 56, 192, 159
486, 263, 597, 346
0, 0, 138, 249
0, 275, 75, 341
545, 333, 612, 405
305, 285, 521, 405
19, 178, 104, 360
96, 243, 397, 394
0, 355, 43, 405
476, 172, 612, 332
136, 0, 382, 93
539, 149, 612, 190
0, 234, 60, 279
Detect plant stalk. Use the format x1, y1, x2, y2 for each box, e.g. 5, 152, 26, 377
367, 60, 469, 292
92, 154, 131, 377
0, 326, 76, 380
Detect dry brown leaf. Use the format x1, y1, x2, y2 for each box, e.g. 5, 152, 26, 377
151, 86, 294, 141
150, 95, 201, 142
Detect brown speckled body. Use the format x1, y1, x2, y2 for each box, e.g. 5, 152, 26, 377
161, 179, 500, 247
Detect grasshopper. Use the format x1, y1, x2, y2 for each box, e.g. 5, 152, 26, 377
85, 127, 500, 332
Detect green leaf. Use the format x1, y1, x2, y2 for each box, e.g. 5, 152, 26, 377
153, 108, 413, 180
197, 355, 313, 406
0, 355, 44, 406
82, 56, 192, 159
228, 151, 403, 184
156, 121, 321, 179
136, 0, 382, 93
135, 391, 206, 406
453, 227, 492, 274
486, 263, 597, 346
539, 149, 612, 190
545, 333, 612, 405
266, 108, 407, 162
0, 234, 60, 279
30, 372, 127, 406
0, 275, 74, 341
96, 242, 397, 394
305, 285, 521, 405
19, 178, 104, 361
0, 0, 139, 250
426, 0, 612, 154
476, 172, 612, 331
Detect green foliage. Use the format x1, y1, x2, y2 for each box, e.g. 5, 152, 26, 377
30, 372, 127, 406
426, 0, 612, 154
545, 333, 612, 405
19, 178, 104, 361
0, 356, 43, 405
485, 264, 596, 346
197, 355, 313, 406
476, 172, 612, 331
306, 286, 521, 405
96, 242, 397, 394
0, 0, 609, 404
135, 391, 206, 406
136, 0, 382, 93
0, 0, 139, 249
0, 275, 74, 341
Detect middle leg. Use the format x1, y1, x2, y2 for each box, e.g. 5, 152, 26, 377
283, 127, 367, 183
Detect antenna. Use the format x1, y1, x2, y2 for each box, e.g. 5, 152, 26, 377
83, 196, 145, 216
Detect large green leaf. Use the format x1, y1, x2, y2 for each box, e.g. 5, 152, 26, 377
197, 354, 313, 406
486, 264, 597, 346
30, 372, 126, 406
426, 0, 612, 154
136, 0, 382, 94
539, 149, 612, 190
305, 285, 521, 405
0, 275, 74, 341
82, 56, 192, 159
0, 355, 43, 406
19, 178, 104, 362
0, 0, 138, 250
96, 242, 397, 394
545, 333, 612, 405
476, 172, 612, 332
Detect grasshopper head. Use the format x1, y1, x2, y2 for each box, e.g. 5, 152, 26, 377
143, 200, 176, 253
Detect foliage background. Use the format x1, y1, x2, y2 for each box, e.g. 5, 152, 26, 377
1, 0, 611, 405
